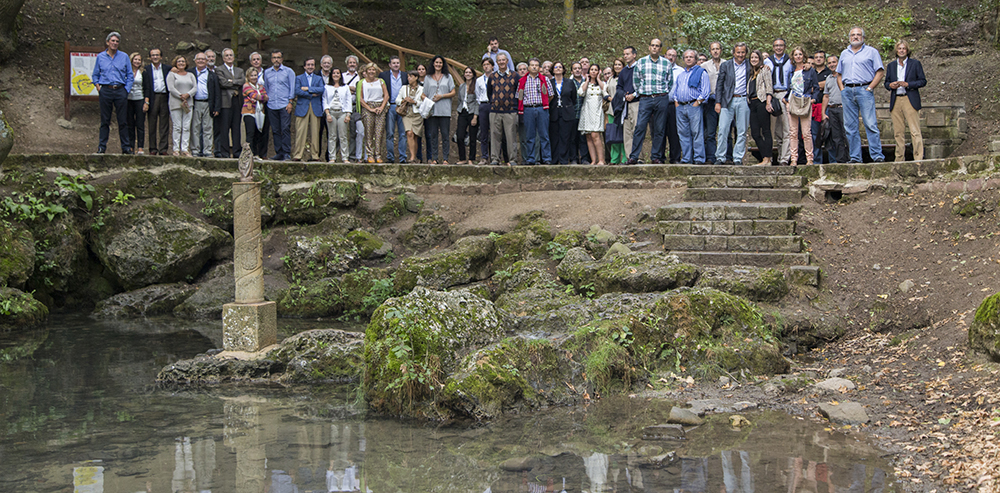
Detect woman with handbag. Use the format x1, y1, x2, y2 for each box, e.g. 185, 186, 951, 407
548, 62, 577, 164
322, 68, 352, 162
242, 67, 269, 159
783, 47, 819, 166
396, 70, 425, 164
748, 50, 775, 166
455, 66, 479, 164
577, 63, 608, 166
604, 58, 626, 165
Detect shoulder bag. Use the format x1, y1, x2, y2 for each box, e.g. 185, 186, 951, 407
787, 93, 812, 117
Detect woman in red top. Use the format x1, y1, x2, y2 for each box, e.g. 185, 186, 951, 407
242, 67, 268, 159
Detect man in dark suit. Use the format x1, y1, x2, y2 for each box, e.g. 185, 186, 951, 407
215, 48, 245, 158
713, 42, 750, 165
379, 56, 407, 163
191, 52, 221, 158
884, 40, 926, 161
292, 57, 325, 161
143, 48, 171, 155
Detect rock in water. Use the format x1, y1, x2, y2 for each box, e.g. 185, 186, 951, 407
91, 199, 232, 290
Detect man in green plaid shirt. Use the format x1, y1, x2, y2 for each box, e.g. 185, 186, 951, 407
627, 38, 674, 164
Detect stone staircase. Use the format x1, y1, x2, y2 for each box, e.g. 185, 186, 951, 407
657, 166, 810, 267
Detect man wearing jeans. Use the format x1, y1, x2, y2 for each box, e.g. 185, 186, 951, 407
713, 42, 750, 165
379, 56, 406, 163
670, 50, 710, 164
516, 58, 553, 165
837, 26, 885, 162
700, 42, 725, 164
626, 38, 673, 165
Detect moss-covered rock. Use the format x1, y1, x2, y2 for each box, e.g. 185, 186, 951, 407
0, 222, 33, 289
26, 214, 92, 297
969, 292, 1000, 361
585, 225, 618, 258
277, 277, 343, 318
493, 260, 582, 328
440, 337, 583, 419
267, 329, 364, 382
694, 266, 789, 302
284, 230, 360, 282
394, 235, 495, 292
91, 198, 233, 290
364, 287, 506, 418
278, 268, 398, 319
402, 213, 451, 251
493, 212, 554, 271
0, 287, 49, 331
275, 180, 361, 224
92, 282, 197, 319
173, 268, 287, 320
347, 230, 392, 259
557, 248, 699, 296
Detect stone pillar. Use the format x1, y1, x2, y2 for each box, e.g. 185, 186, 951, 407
222, 181, 276, 352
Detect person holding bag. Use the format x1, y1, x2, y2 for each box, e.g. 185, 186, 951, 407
397, 70, 425, 163
783, 47, 819, 166
748, 50, 774, 166
605, 58, 626, 164
322, 68, 352, 163
242, 67, 269, 160
455, 66, 480, 164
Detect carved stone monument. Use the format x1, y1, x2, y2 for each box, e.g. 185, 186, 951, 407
222, 144, 276, 351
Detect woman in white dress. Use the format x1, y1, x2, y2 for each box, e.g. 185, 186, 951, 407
577, 63, 608, 165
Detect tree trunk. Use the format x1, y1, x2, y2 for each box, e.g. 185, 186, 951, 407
230, 0, 241, 59
0, 0, 27, 62
564, 0, 574, 30
655, 0, 683, 47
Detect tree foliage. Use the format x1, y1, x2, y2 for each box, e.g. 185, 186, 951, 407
152, 0, 350, 41
401, 0, 476, 28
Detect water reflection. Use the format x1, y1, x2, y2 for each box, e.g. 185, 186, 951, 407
0, 315, 897, 492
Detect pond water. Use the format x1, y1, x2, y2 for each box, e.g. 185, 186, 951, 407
1, 315, 897, 492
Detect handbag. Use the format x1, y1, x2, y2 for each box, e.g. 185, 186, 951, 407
417, 97, 435, 119
768, 97, 783, 116
605, 122, 623, 144
787, 93, 812, 117
253, 101, 265, 131
395, 101, 409, 116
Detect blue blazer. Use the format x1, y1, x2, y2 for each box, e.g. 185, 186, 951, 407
884, 58, 926, 111
294, 72, 325, 117
782, 67, 820, 102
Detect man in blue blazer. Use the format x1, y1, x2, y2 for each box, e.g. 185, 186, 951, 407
713, 43, 751, 165
293, 57, 326, 161
884, 41, 926, 161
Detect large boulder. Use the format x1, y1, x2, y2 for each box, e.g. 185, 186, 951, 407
91, 199, 233, 290
969, 292, 1000, 361
0, 222, 33, 289
26, 213, 91, 295
278, 267, 396, 319
173, 264, 288, 320
492, 211, 554, 271
557, 248, 699, 296
92, 282, 198, 319
0, 287, 49, 331
394, 235, 495, 292
0, 110, 12, 166
493, 260, 582, 329
402, 213, 452, 251
275, 181, 361, 224
283, 229, 361, 282
364, 287, 506, 418
694, 266, 789, 302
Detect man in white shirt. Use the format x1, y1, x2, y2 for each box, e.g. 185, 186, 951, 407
475, 57, 494, 165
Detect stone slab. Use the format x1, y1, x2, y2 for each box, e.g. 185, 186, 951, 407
789, 265, 821, 286
818, 401, 870, 425
223, 301, 277, 352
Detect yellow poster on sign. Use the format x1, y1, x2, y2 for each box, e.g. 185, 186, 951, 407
73, 465, 104, 492
70, 52, 99, 97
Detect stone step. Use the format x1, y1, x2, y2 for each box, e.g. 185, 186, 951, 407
662, 235, 803, 253
658, 219, 796, 236
671, 251, 811, 267
657, 202, 803, 221
670, 165, 797, 176
687, 175, 806, 189
684, 188, 808, 202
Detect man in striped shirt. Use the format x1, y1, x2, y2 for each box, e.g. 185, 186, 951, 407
627, 38, 674, 164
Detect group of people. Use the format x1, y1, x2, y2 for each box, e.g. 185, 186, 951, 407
92, 28, 926, 166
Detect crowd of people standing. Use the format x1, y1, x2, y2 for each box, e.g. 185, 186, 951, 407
92, 27, 926, 165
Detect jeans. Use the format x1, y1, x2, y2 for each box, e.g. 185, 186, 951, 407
425, 115, 450, 162
842, 86, 883, 162
811, 117, 826, 164
385, 105, 406, 162
267, 107, 292, 160
630, 94, 669, 162
675, 103, 705, 163
703, 97, 719, 163
522, 106, 551, 164
98, 85, 130, 152
715, 96, 749, 164
825, 106, 849, 163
